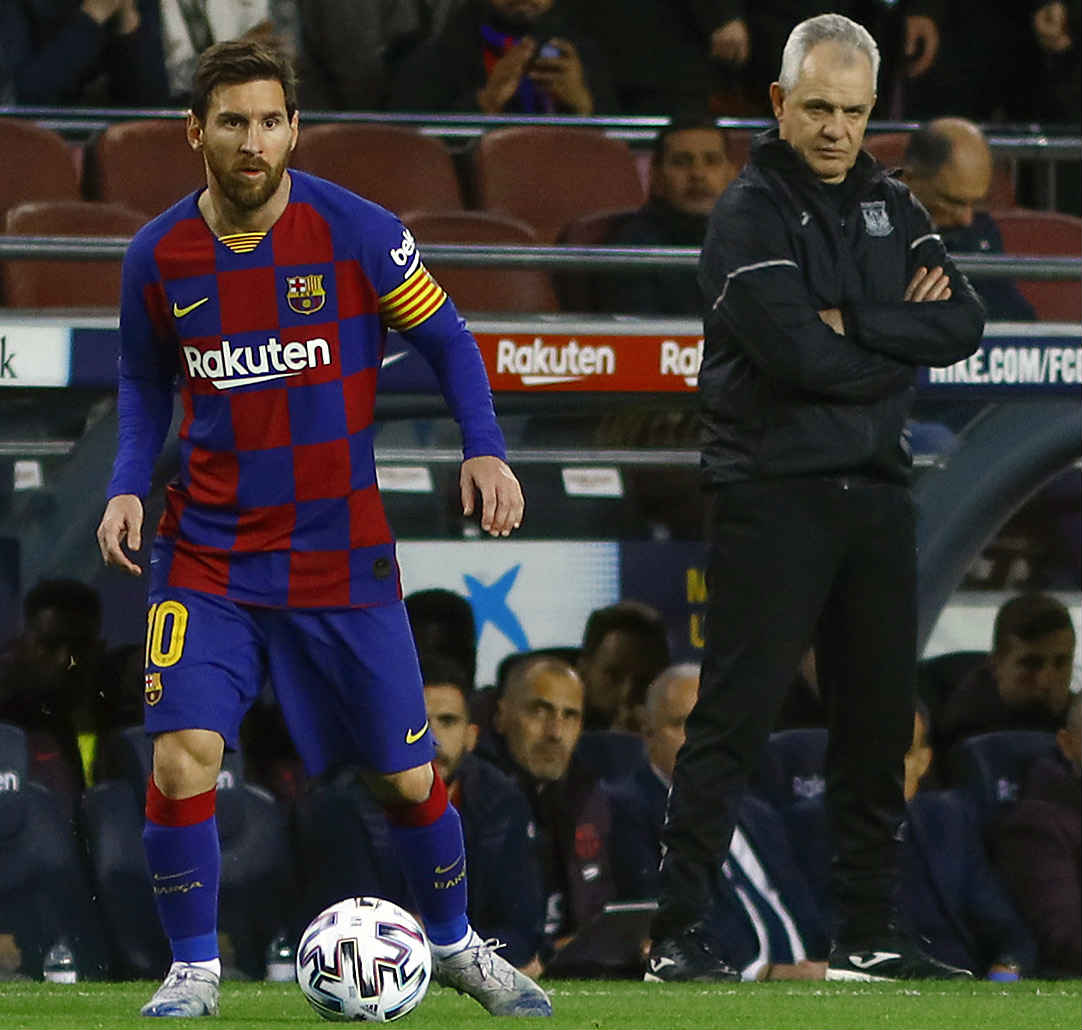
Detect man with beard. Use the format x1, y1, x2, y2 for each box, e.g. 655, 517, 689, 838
389, 0, 616, 115
95, 39, 549, 1020
599, 118, 736, 316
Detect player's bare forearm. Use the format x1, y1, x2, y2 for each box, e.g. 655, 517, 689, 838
460, 455, 524, 537
97, 493, 145, 575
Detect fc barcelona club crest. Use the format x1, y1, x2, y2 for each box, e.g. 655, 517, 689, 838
145, 672, 163, 706
286, 273, 327, 314
860, 201, 893, 238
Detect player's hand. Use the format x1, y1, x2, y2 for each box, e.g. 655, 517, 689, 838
97, 493, 145, 575
710, 19, 750, 65
528, 39, 593, 115
904, 15, 940, 78
905, 266, 951, 302
460, 456, 524, 537
476, 38, 536, 113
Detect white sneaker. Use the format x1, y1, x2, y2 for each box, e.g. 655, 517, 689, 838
140, 963, 220, 1018
432, 931, 552, 1017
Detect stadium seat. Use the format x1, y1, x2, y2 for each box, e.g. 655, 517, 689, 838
85, 726, 295, 979
555, 207, 638, 312
0, 722, 109, 979
754, 727, 829, 808
0, 119, 80, 223
946, 729, 1056, 816
293, 123, 464, 217
1, 201, 146, 308
90, 118, 203, 216
723, 128, 754, 175
473, 126, 645, 243
987, 208, 1082, 321
863, 131, 910, 171
401, 209, 558, 313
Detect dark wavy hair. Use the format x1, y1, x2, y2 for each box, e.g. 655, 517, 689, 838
190, 40, 298, 123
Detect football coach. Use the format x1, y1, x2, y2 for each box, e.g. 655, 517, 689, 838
646, 13, 985, 983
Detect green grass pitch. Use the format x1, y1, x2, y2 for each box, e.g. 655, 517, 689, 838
0, 980, 1078, 1030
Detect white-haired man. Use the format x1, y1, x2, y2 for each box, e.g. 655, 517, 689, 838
645, 13, 985, 983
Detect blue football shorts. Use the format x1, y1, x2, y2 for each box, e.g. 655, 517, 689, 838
142, 587, 435, 777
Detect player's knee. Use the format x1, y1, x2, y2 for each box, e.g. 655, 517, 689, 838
366, 762, 435, 807
151, 728, 224, 797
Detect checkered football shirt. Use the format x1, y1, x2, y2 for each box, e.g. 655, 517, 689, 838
108, 170, 505, 608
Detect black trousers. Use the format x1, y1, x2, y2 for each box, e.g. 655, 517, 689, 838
653, 476, 915, 945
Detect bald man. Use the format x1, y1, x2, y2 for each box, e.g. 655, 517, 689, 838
477, 656, 617, 965
904, 118, 1036, 321
607, 664, 829, 981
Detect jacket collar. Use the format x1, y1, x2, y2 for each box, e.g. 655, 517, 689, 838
750, 127, 887, 202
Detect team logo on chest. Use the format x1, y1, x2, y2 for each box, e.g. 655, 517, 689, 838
860, 201, 893, 237
285, 273, 327, 314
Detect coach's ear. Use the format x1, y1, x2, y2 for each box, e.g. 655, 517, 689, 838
187, 111, 204, 153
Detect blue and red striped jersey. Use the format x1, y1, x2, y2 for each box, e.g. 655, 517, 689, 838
108, 170, 506, 608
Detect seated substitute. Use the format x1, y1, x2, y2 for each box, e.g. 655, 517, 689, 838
476, 655, 618, 967
937, 593, 1075, 759
992, 690, 1081, 978
600, 118, 735, 316
903, 117, 1036, 321
607, 664, 830, 982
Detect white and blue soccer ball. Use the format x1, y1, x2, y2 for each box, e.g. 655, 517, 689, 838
296, 897, 431, 1022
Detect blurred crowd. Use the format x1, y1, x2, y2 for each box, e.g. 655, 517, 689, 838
0, 577, 1077, 983
1, 0, 1079, 126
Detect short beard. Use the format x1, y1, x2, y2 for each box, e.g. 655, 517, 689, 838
208, 151, 288, 212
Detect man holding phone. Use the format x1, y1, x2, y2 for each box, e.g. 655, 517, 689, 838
390, 0, 616, 115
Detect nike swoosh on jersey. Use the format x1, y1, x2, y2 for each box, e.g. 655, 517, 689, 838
848, 952, 902, 969
173, 296, 210, 318
434, 856, 463, 875
405, 720, 429, 744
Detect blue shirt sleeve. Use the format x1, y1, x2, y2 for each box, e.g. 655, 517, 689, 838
106, 235, 177, 499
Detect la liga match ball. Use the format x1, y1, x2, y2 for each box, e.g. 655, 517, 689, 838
296, 897, 431, 1022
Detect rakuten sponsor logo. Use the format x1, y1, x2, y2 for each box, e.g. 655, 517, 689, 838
495, 337, 615, 385
182, 336, 331, 390
659, 339, 703, 386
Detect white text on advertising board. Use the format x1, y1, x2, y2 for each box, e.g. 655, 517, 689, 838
496, 337, 615, 385
659, 339, 704, 386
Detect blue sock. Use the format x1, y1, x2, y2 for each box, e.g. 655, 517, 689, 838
144, 779, 220, 963
386, 771, 469, 946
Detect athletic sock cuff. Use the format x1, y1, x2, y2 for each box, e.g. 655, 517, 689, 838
146, 776, 217, 826
385, 765, 448, 828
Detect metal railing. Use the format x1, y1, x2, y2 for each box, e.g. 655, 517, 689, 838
0, 235, 1078, 281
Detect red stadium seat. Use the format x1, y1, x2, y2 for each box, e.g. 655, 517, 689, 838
401, 210, 558, 313
988, 208, 1082, 322
91, 119, 204, 216
294, 124, 464, 217
0, 119, 80, 222
1, 201, 146, 309
556, 207, 639, 312
473, 126, 644, 244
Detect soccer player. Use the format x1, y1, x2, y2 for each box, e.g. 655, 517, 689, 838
96, 40, 550, 1020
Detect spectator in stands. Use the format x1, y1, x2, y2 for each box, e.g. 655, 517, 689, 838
577, 600, 670, 733
598, 118, 735, 317
388, 0, 616, 115
157, 0, 298, 103
706, 2, 944, 118
937, 593, 1075, 758
608, 664, 831, 981
0, 578, 104, 802
1, 0, 169, 106
992, 689, 1081, 977
903, 119, 1037, 322
421, 650, 544, 973
477, 655, 617, 966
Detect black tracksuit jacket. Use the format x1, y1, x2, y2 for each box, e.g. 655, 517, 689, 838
697, 129, 985, 487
